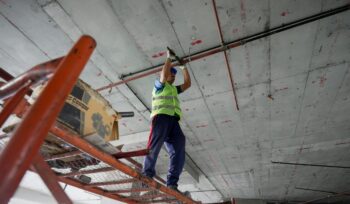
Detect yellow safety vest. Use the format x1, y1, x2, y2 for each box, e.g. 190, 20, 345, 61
151, 82, 182, 119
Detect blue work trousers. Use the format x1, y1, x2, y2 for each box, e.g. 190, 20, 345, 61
142, 114, 186, 187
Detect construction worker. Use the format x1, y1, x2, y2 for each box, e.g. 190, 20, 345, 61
142, 49, 191, 191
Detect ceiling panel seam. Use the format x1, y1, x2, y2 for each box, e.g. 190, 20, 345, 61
37, 1, 119, 83
0, 12, 50, 61
40, 1, 118, 80
281, 8, 323, 199
106, 0, 154, 68
158, 0, 186, 57
43, 0, 151, 121
281, 11, 350, 199
231, 0, 265, 197
318, 63, 350, 188
265, 0, 272, 198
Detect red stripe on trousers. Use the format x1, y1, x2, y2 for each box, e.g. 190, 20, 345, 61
146, 117, 155, 149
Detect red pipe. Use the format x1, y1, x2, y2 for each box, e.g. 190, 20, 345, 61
96, 40, 243, 92
32, 154, 72, 204
0, 35, 96, 204
212, 0, 239, 110
96, 4, 349, 93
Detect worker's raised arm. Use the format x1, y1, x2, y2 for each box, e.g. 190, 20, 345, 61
179, 65, 191, 92
160, 51, 174, 83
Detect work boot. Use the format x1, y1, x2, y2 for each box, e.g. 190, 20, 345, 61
168, 185, 179, 192
168, 185, 191, 198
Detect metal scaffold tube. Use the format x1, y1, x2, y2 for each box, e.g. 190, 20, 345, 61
0, 35, 96, 204
32, 154, 72, 204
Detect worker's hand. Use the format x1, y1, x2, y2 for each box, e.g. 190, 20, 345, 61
167, 50, 176, 60
179, 65, 187, 70
178, 58, 186, 65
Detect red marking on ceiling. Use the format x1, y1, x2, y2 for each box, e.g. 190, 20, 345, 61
319, 76, 327, 87
221, 119, 232, 124
232, 28, 239, 33
240, 0, 246, 21
152, 51, 166, 58
281, 11, 289, 16
191, 39, 203, 46
196, 124, 208, 128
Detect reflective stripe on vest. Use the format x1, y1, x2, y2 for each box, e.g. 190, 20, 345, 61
151, 82, 182, 119
152, 105, 181, 111
152, 96, 178, 100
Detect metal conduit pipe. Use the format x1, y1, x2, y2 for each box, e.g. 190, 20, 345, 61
96, 4, 350, 92
212, 0, 239, 110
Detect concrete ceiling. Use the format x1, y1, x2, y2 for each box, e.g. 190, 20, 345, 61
1, 0, 349, 203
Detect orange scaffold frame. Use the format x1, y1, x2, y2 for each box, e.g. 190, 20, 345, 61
0, 35, 199, 204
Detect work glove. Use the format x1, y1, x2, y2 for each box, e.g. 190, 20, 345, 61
179, 65, 187, 70
167, 50, 176, 60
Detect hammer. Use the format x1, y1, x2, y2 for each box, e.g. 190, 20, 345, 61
167, 47, 185, 65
